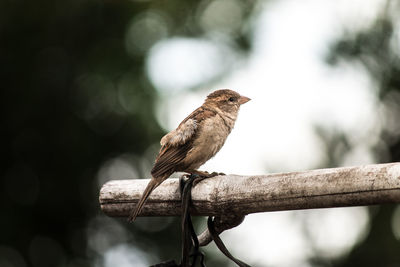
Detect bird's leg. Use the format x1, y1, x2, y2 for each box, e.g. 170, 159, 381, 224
189, 170, 226, 177
187, 169, 212, 178
209, 171, 226, 176
184, 171, 209, 188
186, 170, 225, 187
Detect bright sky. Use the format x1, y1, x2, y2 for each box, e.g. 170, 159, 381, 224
100, 0, 387, 266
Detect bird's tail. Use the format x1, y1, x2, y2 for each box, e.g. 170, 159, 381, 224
128, 177, 163, 222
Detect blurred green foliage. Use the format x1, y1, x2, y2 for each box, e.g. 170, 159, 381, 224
0, 0, 256, 266
321, 2, 400, 266
1, 0, 400, 266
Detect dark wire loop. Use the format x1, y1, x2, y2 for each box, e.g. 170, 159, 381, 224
180, 174, 206, 267
180, 176, 192, 266
153, 174, 248, 267
207, 216, 252, 267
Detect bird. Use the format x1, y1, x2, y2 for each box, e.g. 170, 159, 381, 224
128, 89, 250, 222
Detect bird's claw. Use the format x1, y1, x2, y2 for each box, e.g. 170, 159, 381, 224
180, 171, 225, 189
208, 171, 225, 177
195, 171, 225, 178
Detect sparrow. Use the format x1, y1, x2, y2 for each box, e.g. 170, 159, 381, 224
128, 89, 250, 222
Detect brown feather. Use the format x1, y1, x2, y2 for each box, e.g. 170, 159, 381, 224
152, 106, 217, 177
129, 106, 218, 221
178, 106, 216, 128
128, 89, 250, 221
206, 89, 239, 100
128, 176, 167, 222
151, 141, 192, 177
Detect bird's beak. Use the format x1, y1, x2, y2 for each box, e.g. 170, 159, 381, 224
239, 95, 251, 105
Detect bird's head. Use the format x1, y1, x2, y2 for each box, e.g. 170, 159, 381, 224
204, 89, 250, 114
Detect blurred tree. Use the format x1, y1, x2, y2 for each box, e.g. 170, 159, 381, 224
0, 0, 257, 266
315, 1, 400, 266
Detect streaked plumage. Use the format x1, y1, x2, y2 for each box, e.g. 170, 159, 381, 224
128, 89, 250, 222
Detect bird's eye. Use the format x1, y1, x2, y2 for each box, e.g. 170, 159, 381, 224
228, 97, 236, 102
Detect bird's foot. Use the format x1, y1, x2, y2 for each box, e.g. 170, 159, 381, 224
188, 170, 225, 178
192, 171, 225, 187
190, 170, 212, 178
180, 170, 225, 189
207, 171, 226, 177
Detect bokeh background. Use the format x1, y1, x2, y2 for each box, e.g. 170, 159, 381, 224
1, 0, 400, 266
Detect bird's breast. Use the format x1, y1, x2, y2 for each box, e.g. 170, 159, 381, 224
183, 114, 234, 169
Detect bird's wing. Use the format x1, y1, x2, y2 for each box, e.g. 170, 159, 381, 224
151, 107, 216, 177
160, 106, 217, 147
160, 118, 197, 147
